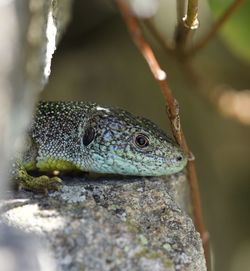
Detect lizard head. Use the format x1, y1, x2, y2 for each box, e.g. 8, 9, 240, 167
79, 106, 187, 176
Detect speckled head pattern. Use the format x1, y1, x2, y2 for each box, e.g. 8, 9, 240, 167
32, 101, 187, 176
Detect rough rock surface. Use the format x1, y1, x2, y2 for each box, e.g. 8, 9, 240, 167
1, 173, 206, 271
0, 1, 72, 270
0, 0, 72, 192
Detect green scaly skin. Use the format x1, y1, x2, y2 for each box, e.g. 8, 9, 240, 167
15, 101, 187, 193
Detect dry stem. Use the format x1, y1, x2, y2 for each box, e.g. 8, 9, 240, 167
175, 0, 199, 51
116, 0, 210, 269
189, 0, 244, 55
185, 0, 199, 28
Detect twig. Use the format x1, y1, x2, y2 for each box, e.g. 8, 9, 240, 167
185, 0, 199, 29
116, 0, 210, 269
189, 0, 244, 55
175, 0, 199, 51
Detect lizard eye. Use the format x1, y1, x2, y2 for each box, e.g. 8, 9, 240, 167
176, 155, 183, 161
83, 127, 95, 146
134, 133, 149, 148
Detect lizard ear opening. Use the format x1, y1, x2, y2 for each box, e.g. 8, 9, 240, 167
82, 127, 95, 146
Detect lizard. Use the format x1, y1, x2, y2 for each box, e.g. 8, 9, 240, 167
13, 101, 188, 193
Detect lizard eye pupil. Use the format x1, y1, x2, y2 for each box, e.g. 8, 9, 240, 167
134, 134, 149, 148
83, 127, 95, 146
176, 155, 183, 161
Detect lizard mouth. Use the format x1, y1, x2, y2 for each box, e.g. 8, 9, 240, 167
111, 152, 187, 167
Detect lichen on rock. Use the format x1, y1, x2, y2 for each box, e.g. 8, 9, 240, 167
1, 173, 206, 271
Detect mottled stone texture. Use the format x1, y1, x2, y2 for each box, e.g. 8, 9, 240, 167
1, 173, 206, 271
0, 1, 72, 271
0, 0, 72, 193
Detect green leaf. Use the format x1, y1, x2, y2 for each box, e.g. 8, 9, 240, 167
209, 0, 250, 63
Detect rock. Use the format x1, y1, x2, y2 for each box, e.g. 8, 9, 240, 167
1, 173, 206, 271
0, 224, 56, 271
0, 1, 72, 270
0, 0, 73, 192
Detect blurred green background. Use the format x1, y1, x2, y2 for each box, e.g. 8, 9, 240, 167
42, 1, 250, 270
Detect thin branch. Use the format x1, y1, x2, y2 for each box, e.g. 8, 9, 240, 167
175, 0, 199, 51
116, 0, 210, 269
185, 0, 199, 29
189, 0, 244, 55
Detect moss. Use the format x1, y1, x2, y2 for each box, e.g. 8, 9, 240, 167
135, 248, 149, 258
135, 248, 174, 268
163, 259, 174, 269
107, 204, 120, 211
147, 251, 162, 259
138, 234, 148, 245
117, 250, 125, 259
126, 220, 139, 234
